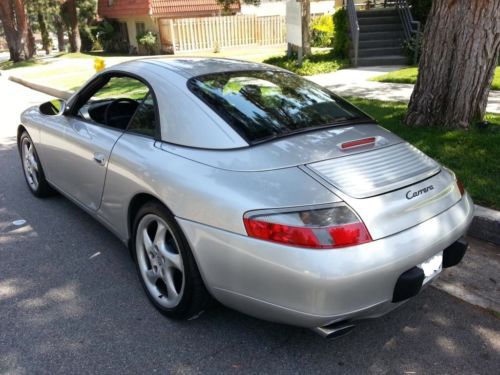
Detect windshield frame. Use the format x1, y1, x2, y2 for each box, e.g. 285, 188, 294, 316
187, 69, 375, 145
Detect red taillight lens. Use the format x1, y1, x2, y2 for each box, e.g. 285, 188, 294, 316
243, 205, 372, 249
456, 178, 465, 196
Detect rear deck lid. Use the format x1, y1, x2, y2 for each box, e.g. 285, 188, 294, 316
307, 142, 441, 198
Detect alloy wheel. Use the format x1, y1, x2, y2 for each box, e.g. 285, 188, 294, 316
21, 137, 39, 191
135, 214, 185, 308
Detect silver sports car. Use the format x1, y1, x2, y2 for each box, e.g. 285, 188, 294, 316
18, 58, 473, 337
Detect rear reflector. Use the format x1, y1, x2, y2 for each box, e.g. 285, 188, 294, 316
243, 205, 372, 249
341, 137, 376, 149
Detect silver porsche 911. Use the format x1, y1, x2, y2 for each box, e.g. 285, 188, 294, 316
18, 58, 473, 337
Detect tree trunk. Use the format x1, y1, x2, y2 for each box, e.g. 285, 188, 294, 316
38, 12, 51, 55
53, 15, 66, 52
27, 20, 36, 57
301, 0, 311, 56
66, 0, 81, 53
0, 0, 33, 62
405, 0, 500, 129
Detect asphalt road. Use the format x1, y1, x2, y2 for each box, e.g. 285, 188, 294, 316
0, 76, 499, 374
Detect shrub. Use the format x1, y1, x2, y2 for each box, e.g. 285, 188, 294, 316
137, 31, 158, 55
332, 8, 349, 59
263, 51, 347, 76
96, 19, 130, 53
79, 25, 95, 52
310, 14, 334, 48
402, 32, 423, 64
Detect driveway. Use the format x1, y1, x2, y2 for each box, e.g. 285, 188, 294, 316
0, 76, 499, 374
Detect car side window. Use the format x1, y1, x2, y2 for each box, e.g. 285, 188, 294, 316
75, 75, 150, 131
91, 77, 149, 101
127, 93, 157, 137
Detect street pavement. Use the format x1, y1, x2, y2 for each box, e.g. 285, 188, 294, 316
0, 52, 10, 64
1, 75, 499, 374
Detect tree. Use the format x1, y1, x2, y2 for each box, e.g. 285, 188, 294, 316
300, 0, 311, 56
53, 13, 65, 51
0, 0, 34, 61
405, 0, 500, 129
26, 0, 66, 54
61, 0, 81, 52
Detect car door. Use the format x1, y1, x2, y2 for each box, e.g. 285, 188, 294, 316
52, 73, 150, 211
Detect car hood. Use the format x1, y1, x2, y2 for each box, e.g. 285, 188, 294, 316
160, 123, 403, 172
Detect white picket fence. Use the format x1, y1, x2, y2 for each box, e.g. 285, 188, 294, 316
159, 15, 286, 53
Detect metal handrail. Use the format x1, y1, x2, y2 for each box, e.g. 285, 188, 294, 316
395, 0, 421, 64
346, 0, 360, 67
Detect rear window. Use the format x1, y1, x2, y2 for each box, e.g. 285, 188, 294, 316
188, 70, 370, 143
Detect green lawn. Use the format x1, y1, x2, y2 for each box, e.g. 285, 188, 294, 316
0, 59, 47, 70
263, 50, 348, 76
372, 66, 500, 90
348, 97, 500, 209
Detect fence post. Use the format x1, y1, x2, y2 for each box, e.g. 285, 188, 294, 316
169, 19, 176, 54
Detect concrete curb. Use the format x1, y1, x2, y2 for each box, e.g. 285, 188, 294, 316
8, 75, 500, 245
8, 75, 73, 100
469, 205, 500, 245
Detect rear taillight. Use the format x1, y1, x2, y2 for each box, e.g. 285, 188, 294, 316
243, 204, 372, 249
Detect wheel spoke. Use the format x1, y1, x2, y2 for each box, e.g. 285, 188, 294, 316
30, 157, 39, 172
31, 170, 39, 187
153, 221, 167, 247
145, 269, 158, 284
164, 270, 179, 300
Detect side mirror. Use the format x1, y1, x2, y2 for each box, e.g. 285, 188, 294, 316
39, 99, 66, 116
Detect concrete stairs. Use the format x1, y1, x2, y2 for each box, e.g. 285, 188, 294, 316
352, 8, 408, 66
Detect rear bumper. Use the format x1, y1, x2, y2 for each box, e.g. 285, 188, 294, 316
178, 193, 474, 328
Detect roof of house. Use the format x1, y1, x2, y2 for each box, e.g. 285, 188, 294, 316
98, 0, 240, 19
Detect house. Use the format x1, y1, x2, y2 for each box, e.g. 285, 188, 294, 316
97, 0, 240, 50
240, 0, 338, 17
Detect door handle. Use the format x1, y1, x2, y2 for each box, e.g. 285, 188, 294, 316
93, 153, 106, 166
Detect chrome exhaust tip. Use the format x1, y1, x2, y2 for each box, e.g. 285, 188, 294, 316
312, 322, 356, 339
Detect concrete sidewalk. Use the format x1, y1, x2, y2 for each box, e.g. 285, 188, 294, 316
307, 66, 500, 114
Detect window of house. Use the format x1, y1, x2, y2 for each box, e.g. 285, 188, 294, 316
107, 0, 113, 6
136, 22, 146, 36
119, 22, 129, 42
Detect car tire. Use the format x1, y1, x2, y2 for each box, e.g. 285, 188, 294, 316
19, 131, 55, 198
132, 201, 211, 319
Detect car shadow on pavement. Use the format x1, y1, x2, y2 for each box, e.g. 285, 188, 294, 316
0, 143, 499, 374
